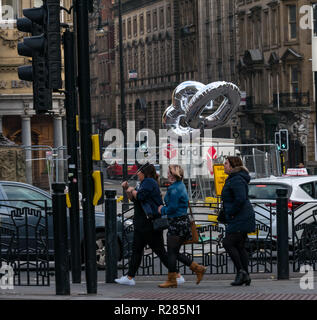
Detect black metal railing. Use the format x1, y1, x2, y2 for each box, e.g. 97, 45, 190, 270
0, 200, 51, 286
119, 201, 275, 275
273, 92, 310, 108
291, 204, 317, 272
118, 199, 317, 276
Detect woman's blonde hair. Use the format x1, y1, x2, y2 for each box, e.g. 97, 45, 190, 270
168, 164, 184, 181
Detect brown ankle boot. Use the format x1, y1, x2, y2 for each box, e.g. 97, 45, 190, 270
158, 272, 177, 288
190, 262, 207, 284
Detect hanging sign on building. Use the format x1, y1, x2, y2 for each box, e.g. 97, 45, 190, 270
128, 70, 137, 80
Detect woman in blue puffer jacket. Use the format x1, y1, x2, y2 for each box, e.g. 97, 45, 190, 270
158, 165, 206, 288
221, 156, 255, 286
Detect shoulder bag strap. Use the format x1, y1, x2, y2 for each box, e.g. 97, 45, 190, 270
188, 201, 194, 219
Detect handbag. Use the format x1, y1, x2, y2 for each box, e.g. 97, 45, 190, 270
153, 214, 169, 231
183, 202, 199, 245
217, 208, 226, 224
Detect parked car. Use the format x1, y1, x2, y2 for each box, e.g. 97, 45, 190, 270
106, 162, 138, 179
0, 181, 133, 269
247, 175, 317, 249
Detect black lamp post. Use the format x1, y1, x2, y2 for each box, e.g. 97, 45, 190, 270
118, 0, 128, 207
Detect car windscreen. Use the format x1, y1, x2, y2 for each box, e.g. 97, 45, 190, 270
248, 184, 290, 200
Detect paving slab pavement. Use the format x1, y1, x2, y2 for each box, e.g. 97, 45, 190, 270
0, 273, 316, 301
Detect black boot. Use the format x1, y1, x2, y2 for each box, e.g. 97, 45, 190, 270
231, 270, 250, 286
244, 272, 251, 286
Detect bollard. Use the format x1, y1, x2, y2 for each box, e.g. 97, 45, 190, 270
105, 190, 118, 283
52, 183, 70, 295
276, 188, 289, 280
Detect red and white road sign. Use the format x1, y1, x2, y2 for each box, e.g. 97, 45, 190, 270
207, 146, 217, 174
164, 144, 177, 160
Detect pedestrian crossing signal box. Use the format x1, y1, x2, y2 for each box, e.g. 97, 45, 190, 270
279, 129, 289, 151
92, 170, 104, 206
91, 134, 101, 161
275, 129, 289, 151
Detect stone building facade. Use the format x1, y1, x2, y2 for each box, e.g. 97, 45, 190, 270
197, 0, 240, 139
112, 0, 240, 140
112, 0, 317, 169
236, 0, 316, 169
89, 0, 116, 135
112, 0, 199, 138
0, 0, 72, 188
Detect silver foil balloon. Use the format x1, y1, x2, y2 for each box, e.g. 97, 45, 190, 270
162, 80, 241, 135
162, 105, 192, 136
172, 81, 205, 113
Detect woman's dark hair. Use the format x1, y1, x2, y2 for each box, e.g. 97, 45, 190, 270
226, 156, 243, 168
140, 163, 159, 184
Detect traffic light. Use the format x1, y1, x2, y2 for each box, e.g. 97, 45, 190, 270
279, 129, 289, 151
45, 0, 62, 89
17, 9, 52, 113
17, 1, 62, 113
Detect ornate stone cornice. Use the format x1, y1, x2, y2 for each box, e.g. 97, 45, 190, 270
0, 30, 23, 49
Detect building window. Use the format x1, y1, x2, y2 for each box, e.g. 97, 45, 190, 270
153, 9, 157, 30
139, 13, 144, 34
290, 65, 299, 93
159, 7, 164, 29
230, 59, 235, 76
133, 16, 137, 37
218, 61, 223, 79
247, 16, 253, 48
239, 17, 245, 54
263, 11, 269, 47
127, 17, 132, 38
166, 4, 171, 27
0, 0, 19, 22
122, 20, 126, 40
288, 5, 297, 40
146, 11, 151, 32
313, 4, 317, 37
271, 9, 277, 45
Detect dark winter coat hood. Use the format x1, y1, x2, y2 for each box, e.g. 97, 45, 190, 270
229, 166, 251, 183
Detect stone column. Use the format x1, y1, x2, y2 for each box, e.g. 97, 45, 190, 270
21, 115, 32, 184
54, 115, 64, 182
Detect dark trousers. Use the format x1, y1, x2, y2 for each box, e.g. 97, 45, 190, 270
167, 235, 193, 273
222, 232, 249, 273
128, 229, 169, 277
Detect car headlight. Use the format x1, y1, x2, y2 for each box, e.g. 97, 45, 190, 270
124, 219, 133, 227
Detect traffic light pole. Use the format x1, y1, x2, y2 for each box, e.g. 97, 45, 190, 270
63, 29, 81, 284
75, 0, 97, 294
118, 0, 128, 210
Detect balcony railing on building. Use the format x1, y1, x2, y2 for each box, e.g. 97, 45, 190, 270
273, 92, 310, 109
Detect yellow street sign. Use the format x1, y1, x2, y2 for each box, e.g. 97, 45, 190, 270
213, 164, 228, 196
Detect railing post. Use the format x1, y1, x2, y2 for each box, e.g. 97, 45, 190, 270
276, 188, 289, 280
52, 183, 70, 295
105, 190, 118, 283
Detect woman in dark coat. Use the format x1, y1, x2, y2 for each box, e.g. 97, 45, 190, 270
221, 156, 255, 286
115, 163, 185, 286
